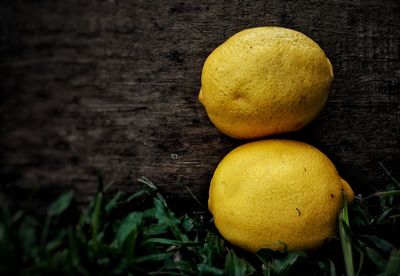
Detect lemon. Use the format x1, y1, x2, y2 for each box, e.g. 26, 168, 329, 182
208, 140, 354, 252
199, 27, 333, 139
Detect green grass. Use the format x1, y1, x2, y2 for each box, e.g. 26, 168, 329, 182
0, 169, 399, 275
339, 193, 354, 276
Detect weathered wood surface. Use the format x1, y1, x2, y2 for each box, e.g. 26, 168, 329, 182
1, 0, 399, 208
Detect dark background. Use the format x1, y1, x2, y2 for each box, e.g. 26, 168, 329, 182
0, 0, 399, 209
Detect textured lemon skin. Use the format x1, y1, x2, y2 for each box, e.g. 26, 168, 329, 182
208, 140, 354, 252
199, 27, 333, 139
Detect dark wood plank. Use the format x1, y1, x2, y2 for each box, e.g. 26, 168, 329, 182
1, 0, 399, 208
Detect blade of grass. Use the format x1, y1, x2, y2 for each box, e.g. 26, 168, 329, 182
365, 247, 386, 271
40, 214, 52, 247
184, 184, 207, 210
90, 192, 103, 253
105, 191, 123, 213
48, 191, 74, 216
269, 251, 306, 275
40, 191, 74, 247
148, 272, 190, 276
197, 263, 225, 275
181, 214, 194, 232
354, 247, 364, 276
328, 259, 336, 276
376, 207, 395, 224
378, 161, 400, 188
385, 249, 400, 275
339, 195, 355, 276
141, 238, 202, 246
360, 235, 394, 253
12, 210, 24, 223
126, 189, 151, 202
161, 260, 195, 274
374, 191, 400, 198
113, 212, 143, 258
138, 176, 157, 191
224, 250, 255, 276
153, 197, 189, 242
133, 252, 174, 263
200, 232, 226, 266
362, 190, 400, 201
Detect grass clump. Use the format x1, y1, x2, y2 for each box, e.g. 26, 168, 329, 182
0, 170, 399, 275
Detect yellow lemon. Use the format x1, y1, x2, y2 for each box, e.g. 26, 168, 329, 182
199, 27, 333, 139
208, 140, 354, 252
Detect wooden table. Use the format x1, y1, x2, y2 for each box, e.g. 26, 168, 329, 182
1, 0, 399, 208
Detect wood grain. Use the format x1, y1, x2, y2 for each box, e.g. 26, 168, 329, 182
1, 0, 399, 208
